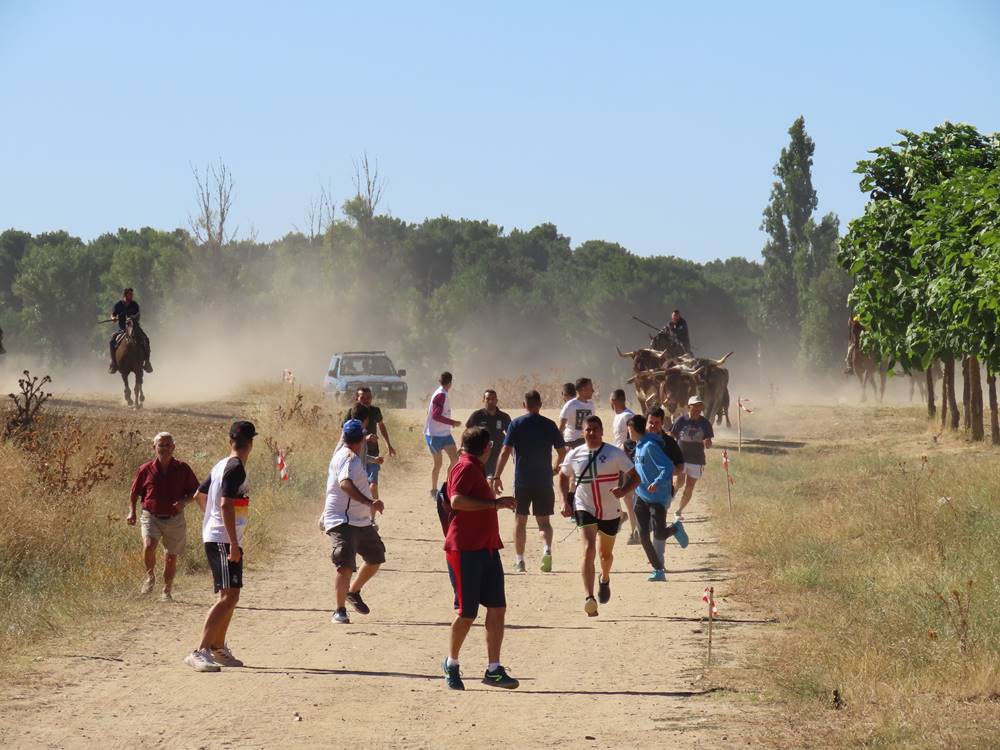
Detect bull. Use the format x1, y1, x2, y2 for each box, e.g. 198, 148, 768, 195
626, 362, 703, 416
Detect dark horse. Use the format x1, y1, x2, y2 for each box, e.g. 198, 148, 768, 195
114, 319, 145, 408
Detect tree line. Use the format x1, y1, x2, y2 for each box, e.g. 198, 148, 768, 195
838, 122, 1000, 443
0, 121, 886, 391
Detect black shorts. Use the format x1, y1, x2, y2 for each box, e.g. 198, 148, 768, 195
566, 437, 585, 449
574, 510, 621, 537
514, 485, 555, 516
328, 524, 386, 571
204, 542, 244, 592
446, 549, 506, 619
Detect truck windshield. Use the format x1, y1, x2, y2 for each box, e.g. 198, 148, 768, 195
340, 355, 396, 377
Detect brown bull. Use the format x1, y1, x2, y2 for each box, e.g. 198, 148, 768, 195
627, 364, 702, 416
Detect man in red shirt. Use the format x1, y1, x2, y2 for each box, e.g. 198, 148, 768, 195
127, 431, 200, 601
443, 427, 519, 691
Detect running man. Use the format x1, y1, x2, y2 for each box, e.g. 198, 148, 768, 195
629, 414, 688, 581
443, 427, 519, 690
670, 395, 714, 521
127, 431, 200, 601
346, 386, 396, 501
425, 371, 461, 497
644, 407, 686, 565
184, 421, 255, 672
610, 388, 638, 544
324, 419, 387, 624
492, 390, 566, 573
559, 415, 638, 616
559, 377, 595, 449
465, 389, 511, 480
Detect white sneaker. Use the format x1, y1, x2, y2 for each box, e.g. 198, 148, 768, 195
160, 590, 173, 602
210, 645, 244, 667
184, 648, 221, 672
140, 576, 155, 595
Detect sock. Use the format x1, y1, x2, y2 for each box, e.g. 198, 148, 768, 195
543, 545, 551, 555
446, 657, 459, 668
515, 554, 524, 563
487, 661, 500, 672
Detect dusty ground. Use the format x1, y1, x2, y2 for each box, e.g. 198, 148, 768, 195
0, 403, 773, 749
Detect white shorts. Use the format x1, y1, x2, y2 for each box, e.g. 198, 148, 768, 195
684, 464, 704, 479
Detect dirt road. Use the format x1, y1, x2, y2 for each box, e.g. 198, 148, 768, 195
0, 406, 770, 749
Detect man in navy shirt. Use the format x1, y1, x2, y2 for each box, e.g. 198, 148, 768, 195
492, 390, 566, 573
108, 287, 153, 374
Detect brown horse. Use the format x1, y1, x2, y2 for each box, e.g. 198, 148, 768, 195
114, 319, 145, 408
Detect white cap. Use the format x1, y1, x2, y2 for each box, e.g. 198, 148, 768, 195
687, 395, 704, 406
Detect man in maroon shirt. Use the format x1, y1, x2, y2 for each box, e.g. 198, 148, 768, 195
127, 431, 200, 601
442, 427, 519, 691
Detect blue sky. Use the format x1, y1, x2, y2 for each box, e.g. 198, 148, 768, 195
1, 1, 998, 262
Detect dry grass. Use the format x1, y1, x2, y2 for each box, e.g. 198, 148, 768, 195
0, 382, 352, 655
702, 402, 1000, 748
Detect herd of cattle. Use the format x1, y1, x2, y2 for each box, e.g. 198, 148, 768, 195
617, 323, 733, 426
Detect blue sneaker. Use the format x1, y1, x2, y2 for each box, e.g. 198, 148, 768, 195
672, 519, 689, 549
443, 658, 464, 690
648, 569, 667, 582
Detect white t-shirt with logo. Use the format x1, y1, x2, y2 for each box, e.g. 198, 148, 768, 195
324, 445, 373, 529
559, 442, 634, 520
559, 398, 595, 442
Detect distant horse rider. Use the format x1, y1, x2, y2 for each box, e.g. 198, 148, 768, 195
844, 315, 863, 375
667, 309, 691, 354
109, 287, 153, 374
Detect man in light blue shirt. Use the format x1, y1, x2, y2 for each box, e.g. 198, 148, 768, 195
628, 414, 688, 581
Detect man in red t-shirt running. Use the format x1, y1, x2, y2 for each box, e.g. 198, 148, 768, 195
127, 431, 200, 601
442, 427, 520, 691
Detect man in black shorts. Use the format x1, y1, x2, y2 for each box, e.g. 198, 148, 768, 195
442, 427, 519, 690
492, 390, 565, 573
558, 416, 639, 617
185, 421, 255, 672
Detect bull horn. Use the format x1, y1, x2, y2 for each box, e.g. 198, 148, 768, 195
681, 366, 703, 377
617, 346, 636, 359
711, 351, 734, 367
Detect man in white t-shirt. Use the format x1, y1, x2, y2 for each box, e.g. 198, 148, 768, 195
425, 371, 462, 497
184, 420, 255, 673
559, 377, 595, 449
325, 419, 387, 625
610, 388, 638, 545
559, 415, 639, 617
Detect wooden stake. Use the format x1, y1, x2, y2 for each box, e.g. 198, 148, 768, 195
737, 397, 742, 453
706, 586, 715, 667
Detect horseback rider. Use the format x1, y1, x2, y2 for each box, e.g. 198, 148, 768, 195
667, 309, 691, 354
109, 287, 153, 374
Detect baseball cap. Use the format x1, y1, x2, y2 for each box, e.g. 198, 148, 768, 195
342, 418, 365, 443
229, 420, 258, 440
687, 395, 704, 406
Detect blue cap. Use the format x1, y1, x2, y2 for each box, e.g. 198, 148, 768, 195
342, 419, 365, 443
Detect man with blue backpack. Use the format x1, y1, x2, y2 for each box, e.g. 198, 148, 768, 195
627, 413, 688, 581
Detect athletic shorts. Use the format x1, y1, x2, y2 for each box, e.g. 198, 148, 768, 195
366, 461, 381, 484
328, 523, 386, 571
446, 549, 506, 619
204, 542, 243, 592
574, 510, 621, 537
684, 463, 704, 479
140, 510, 186, 555
514, 485, 555, 517
425, 434, 456, 454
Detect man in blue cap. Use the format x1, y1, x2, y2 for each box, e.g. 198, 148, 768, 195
323, 418, 387, 625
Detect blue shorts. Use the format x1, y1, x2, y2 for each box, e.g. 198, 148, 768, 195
366, 461, 380, 484
425, 434, 455, 454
